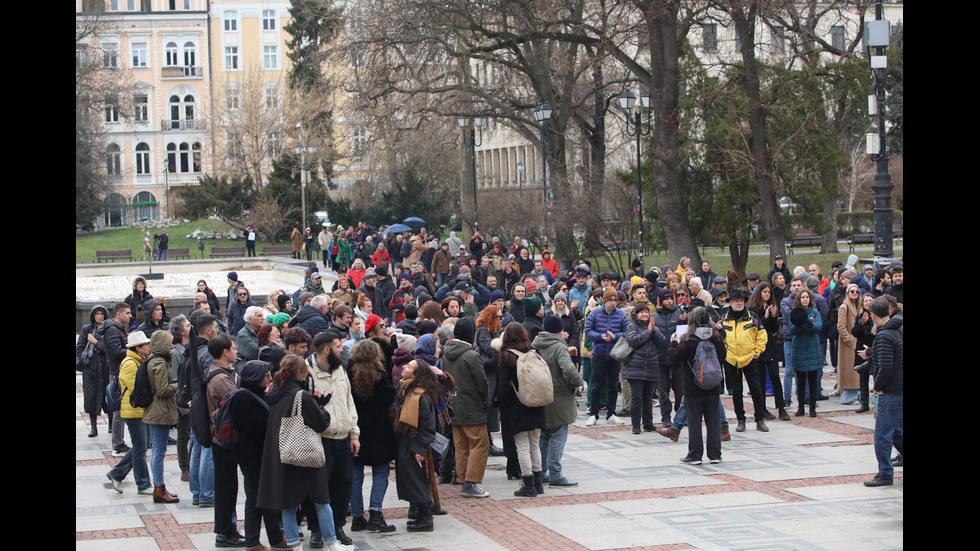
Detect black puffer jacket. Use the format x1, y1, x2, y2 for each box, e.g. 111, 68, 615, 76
622, 318, 668, 381
871, 315, 903, 395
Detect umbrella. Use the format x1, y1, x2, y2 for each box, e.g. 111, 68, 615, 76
403, 217, 426, 228
383, 223, 413, 235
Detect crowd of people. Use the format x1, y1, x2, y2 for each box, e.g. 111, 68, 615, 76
76, 222, 904, 550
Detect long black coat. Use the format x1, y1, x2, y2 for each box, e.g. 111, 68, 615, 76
77, 305, 109, 416
394, 392, 436, 503
257, 380, 331, 510
352, 369, 397, 466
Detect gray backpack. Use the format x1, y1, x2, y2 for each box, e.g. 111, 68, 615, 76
508, 349, 554, 407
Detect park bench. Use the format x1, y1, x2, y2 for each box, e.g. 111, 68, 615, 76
787, 231, 822, 254
165, 247, 191, 259
262, 245, 294, 256
96, 249, 133, 262
847, 234, 874, 252
210, 246, 246, 258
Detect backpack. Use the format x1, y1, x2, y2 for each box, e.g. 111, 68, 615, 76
690, 339, 723, 391
175, 346, 195, 409
508, 349, 554, 407
211, 389, 245, 449
105, 375, 122, 412
400, 239, 412, 259
130, 354, 165, 409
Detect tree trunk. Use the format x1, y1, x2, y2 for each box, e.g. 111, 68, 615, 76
731, 5, 786, 263
642, 0, 701, 269
820, 169, 840, 254
728, 230, 750, 281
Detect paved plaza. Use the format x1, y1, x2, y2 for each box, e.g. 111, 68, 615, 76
76, 371, 903, 551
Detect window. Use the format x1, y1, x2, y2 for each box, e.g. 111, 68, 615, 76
126, 0, 135, 9
183, 42, 196, 68
263, 10, 276, 30
104, 193, 128, 227
225, 84, 240, 110
192, 142, 202, 172
165, 42, 179, 66
133, 191, 157, 222
166, 142, 201, 173
223, 11, 237, 31
76, 45, 90, 68
134, 93, 148, 122
263, 46, 278, 70
135, 142, 150, 174
770, 26, 785, 55
83, 0, 104, 13
224, 46, 239, 70
104, 94, 119, 123
831, 26, 845, 51
351, 128, 369, 160
110, 0, 119, 10
131, 41, 147, 68
168, 94, 195, 129
106, 144, 121, 175
264, 84, 280, 109
702, 24, 717, 52
102, 44, 119, 69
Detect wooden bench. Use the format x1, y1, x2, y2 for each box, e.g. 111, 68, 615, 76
787, 232, 822, 254
96, 249, 133, 262
847, 234, 874, 252
165, 247, 191, 259
262, 245, 294, 256
209, 246, 246, 258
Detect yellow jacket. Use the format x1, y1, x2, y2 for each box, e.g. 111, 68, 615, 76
721, 310, 768, 368
119, 349, 146, 419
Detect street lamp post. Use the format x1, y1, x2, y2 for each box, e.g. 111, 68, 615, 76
866, 0, 894, 269
458, 115, 487, 233
618, 90, 652, 271
295, 122, 317, 232
516, 161, 525, 189
534, 103, 553, 249
162, 158, 170, 219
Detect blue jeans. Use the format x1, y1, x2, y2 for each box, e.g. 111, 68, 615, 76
672, 396, 729, 430
351, 464, 389, 515
148, 423, 170, 486
873, 394, 904, 479
539, 424, 569, 482
283, 504, 336, 546
188, 433, 214, 502
109, 418, 150, 491
783, 341, 796, 403
158, 248, 168, 260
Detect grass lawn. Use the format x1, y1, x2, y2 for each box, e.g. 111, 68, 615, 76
75, 219, 291, 264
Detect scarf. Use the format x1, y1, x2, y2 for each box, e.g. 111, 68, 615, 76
394, 378, 424, 438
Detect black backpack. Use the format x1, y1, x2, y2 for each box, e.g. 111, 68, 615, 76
211, 389, 244, 449
400, 239, 412, 259
130, 354, 165, 409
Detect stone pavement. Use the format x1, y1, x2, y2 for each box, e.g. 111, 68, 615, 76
76, 371, 902, 550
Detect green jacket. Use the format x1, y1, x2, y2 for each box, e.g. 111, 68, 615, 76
442, 339, 487, 426
532, 331, 584, 429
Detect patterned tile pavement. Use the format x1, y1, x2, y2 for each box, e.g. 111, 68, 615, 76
76, 372, 902, 550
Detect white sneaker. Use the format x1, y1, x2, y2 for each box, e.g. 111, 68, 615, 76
607, 415, 625, 426
327, 542, 355, 551
585, 415, 598, 427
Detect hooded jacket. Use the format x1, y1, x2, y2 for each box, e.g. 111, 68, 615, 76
721, 307, 768, 368
124, 276, 153, 328
136, 298, 169, 337
307, 353, 360, 440
441, 339, 487, 425
143, 331, 178, 425
622, 317, 668, 381
540, 250, 560, 278
532, 331, 584, 429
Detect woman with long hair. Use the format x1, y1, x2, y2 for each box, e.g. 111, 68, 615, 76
836, 284, 863, 406
668, 307, 727, 465
349, 340, 397, 533
747, 282, 790, 421
197, 280, 221, 318
851, 293, 875, 413
475, 305, 504, 455
789, 290, 823, 417
497, 322, 546, 497
363, 315, 395, 380
392, 359, 442, 532
257, 354, 352, 551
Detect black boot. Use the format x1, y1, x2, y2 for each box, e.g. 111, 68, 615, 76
407, 503, 433, 532
367, 510, 395, 533
514, 475, 536, 497
532, 471, 544, 495
795, 405, 805, 417
88, 414, 98, 437
407, 503, 418, 520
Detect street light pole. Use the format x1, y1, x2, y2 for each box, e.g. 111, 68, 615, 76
618, 90, 652, 271
295, 122, 317, 232
162, 158, 170, 220
458, 115, 487, 233
867, 0, 894, 268
534, 103, 553, 249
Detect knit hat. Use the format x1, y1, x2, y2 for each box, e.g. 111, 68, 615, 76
631, 276, 644, 287
417, 320, 438, 336
602, 287, 618, 302
416, 292, 433, 306
841, 269, 858, 280
524, 278, 538, 294
543, 314, 564, 334
298, 292, 315, 306
375, 266, 388, 278
400, 272, 411, 280
227, 271, 239, 282
644, 271, 659, 285
269, 312, 291, 326
453, 317, 476, 344
364, 314, 382, 334
523, 296, 543, 316
490, 289, 505, 303
553, 291, 567, 303
394, 333, 418, 353
276, 294, 291, 312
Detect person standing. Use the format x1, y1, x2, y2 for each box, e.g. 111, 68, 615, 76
105, 331, 153, 496
205, 333, 246, 547
585, 287, 629, 426
533, 315, 584, 487
720, 288, 769, 432
242, 225, 257, 257
623, 303, 668, 434
155, 229, 170, 260
862, 298, 903, 487
497, 323, 546, 498
290, 227, 303, 260
392, 359, 441, 532
102, 303, 134, 455
789, 290, 823, 418
143, 331, 180, 503
78, 305, 108, 437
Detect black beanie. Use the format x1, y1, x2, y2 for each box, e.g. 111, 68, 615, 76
543, 314, 564, 334
453, 317, 476, 344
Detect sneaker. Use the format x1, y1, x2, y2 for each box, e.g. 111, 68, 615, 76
585, 415, 598, 427
607, 415, 625, 426
632, 427, 641, 434
548, 477, 578, 487
863, 476, 893, 487
326, 542, 354, 551
892, 453, 903, 467
709, 458, 722, 464
138, 487, 154, 496
763, 411, 776, 420
461, 482, 490, 498
106, 472, 123, 494
680, 456, 702, 465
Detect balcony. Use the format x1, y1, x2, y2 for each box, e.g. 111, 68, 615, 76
161, 66, 203, 79
161, 119, 204, 131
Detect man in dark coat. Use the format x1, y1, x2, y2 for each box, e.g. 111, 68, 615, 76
863, 298, 903, 487
101, 302, 133, 455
